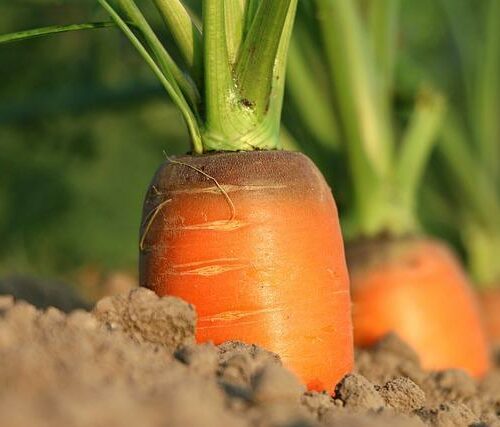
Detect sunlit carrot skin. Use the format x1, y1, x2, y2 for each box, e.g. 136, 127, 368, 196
139, 150, 353, 391
348, 237, 490, 377
479, 288, 500, 346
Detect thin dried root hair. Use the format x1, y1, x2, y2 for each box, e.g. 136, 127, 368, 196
151, 185, 164, 196
139, 198, 172, 251
163, 152, 236, 221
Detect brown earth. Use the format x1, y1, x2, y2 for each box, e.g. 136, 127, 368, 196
0, 288, 498, 427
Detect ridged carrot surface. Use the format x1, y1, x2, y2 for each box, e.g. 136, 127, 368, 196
349, 237, 490, 377
140, 151, 353, 391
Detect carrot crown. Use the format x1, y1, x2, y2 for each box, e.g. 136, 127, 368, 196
0, 1, 298, 154
99, 0, 297, 153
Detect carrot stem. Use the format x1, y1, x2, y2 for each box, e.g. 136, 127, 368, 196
235, 0, 295, 120
152, 0, 204, 86
202, 0, 241, 149
201, 0, 297, 151
473, 0, 500, 184
117, 0, 200, 108
396, 87, 446, 222
286, 32, 339, 150
310, 0, 446, 239
317, 0, 389, 236
367, 0, 400, 111
437, 0, 500, 287
98, 0, 203, 153
224, 0, 245, 64
462, 223, 500, 289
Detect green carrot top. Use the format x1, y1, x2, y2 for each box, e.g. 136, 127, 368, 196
433, 0, 500, 287
1, 0, 298, 154
286, 0, 446, 240
103, 0, 297, 154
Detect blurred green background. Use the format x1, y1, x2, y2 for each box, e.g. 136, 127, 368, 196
0, 1, 476, 299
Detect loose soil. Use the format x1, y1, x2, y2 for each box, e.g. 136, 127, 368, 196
0, 288, 498, 427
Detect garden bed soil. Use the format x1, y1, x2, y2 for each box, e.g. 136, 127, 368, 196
0, 288, 498, 427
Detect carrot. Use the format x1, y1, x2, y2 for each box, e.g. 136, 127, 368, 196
140, 151, 353, 390
348, 237, 490, 376
91, 0, 352, 391
285, 0, 490, 376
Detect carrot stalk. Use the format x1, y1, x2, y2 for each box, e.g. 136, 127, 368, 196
152, 0, 203, 85
435, 0, 500, 292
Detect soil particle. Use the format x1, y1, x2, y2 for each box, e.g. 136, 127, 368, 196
421, 370, 478, 406
355, 334, 500, 426
93, 287, 195, 352
355, 333, 426, 385
221, 352, 256, 388
322, 410, 426, 427
415, 403, 480, 427
301, 391, 336, 421
0, 291, 499, 427
252, 364, 306, 404
218, 340, 282, 368
175, 342, 219, 377
334, 374, 385, 411
378, 377, 426, 412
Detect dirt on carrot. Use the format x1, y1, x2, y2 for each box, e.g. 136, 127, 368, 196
0, 288, 498, 427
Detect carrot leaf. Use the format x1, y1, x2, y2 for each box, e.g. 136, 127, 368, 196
115, 0, 200, 110
243, 1, 260, 38
97, 0, 202, 153
438, 113, 500, 228
224, 0, 245, 64
473, 0, 500, 183
367, 0, 400, 107
396, 87, 446, 219
0, 22, 116, 45
152, 0, 203, 87
235, 0, 296, 120
286, 33, 339, 150
317, 0, 394, 236
202, 0, 244, 149
202, 0, 297, 151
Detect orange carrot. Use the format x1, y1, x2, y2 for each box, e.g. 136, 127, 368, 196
140, 151, 353, 391
348, 237, 490, 377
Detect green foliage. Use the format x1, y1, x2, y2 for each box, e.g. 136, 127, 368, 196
1, 0, 496, 290
285, 0, 446, 239
95, 0, 297, 152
